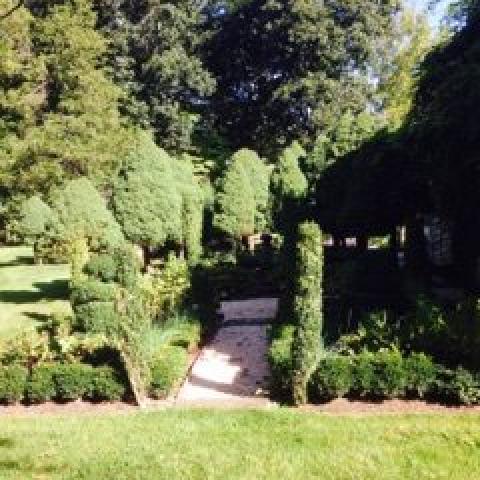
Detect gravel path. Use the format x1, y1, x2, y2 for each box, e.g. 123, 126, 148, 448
176, 298, 278, 407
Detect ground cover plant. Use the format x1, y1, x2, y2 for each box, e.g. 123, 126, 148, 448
1, 410, 480, 479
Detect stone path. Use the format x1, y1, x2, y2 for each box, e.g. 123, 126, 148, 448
176, 298, 278, 407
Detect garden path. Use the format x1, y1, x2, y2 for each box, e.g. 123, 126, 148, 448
175, 298, 278, 407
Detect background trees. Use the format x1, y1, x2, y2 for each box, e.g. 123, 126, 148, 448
206, 0, 400, 154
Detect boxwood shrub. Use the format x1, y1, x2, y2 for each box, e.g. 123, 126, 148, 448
74, 302, 119, 335
149, 346, 189, 399
404, 352, 438, 398
26, 363, 127, 404
0, 365, 28, 404
309, 355, 352, 401
71, 279, 117, 307
86, 366, 126, 401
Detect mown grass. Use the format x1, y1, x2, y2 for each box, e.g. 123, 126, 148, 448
0, 409, 479, 479
0, 246, 70, 338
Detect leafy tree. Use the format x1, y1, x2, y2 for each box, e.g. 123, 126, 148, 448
206, 0, 400, 154
291, 221, 324, 405
2, 0, 134, 196
379, 8, 433, 130
93, 0, 215, 152
112, 134, 182, 264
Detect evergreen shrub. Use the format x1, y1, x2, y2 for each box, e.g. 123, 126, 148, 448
0, 365, 28, 404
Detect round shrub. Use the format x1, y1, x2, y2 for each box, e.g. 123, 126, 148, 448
74, 302, 119, 335
54, 363, 93, 402
404, 352, 438, 398
71, 279, 117, 307
0, 365, 28, 404
309, 355, 352, 402
149, 346, 188, 399
86, 366, 126, 401
351, 351, 375, 398
26, 364, 57, 403
83, 254, 117, 283
369, 349, 406, 399
434, 367, 480, 406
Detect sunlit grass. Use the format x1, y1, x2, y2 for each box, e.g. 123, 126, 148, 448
0, 409, 479, 479
0, 246, 70, 338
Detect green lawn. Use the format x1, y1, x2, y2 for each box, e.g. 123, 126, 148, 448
0, 246, 70, 338
0, 409, 479, 479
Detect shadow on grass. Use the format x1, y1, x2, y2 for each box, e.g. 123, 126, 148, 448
0, 256, 34, 268
0, 280, 70, 304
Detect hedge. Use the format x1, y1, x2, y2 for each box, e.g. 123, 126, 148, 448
149, 346, 189, 399
0, 365, 28, 404
26, 363, 126, 404
308, 350, 480, 406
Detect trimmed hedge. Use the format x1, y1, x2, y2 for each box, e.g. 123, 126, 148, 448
291, 222, 324, 405
74, 302, 119, 335
149, 346, 189, 399
0, 365, 28, 404
26, 363, 126, 404
71, 279, 117, 307
308, 350, 480, 406
268, 324, 295, 399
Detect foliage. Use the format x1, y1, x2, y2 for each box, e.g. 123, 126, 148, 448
112, 135, 182, 256
139, 256, 191, 323
50, 178, 124, 269
0, 365, 28, 404
1, 0, 133, 197
26, 363, 57, 403
26, 362, 126, 404
309, 355, 352, 402
16, 196, 57, 253
85, 365, 126, 402
94, 0, 215, 151
206, 0, 399, 154
74, 302, 119, 336
213, 150, 257, 239
291, 222, 324, 405
404, 352, 438, 398
70, 279, 117, 307
149, 345, 189, 399
434, 367, 480, 406
268, 323, 295, 400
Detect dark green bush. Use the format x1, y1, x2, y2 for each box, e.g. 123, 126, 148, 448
149, 346, 189, 399
291, 222, 324, 405
434, 367, 480, 406
351, 351, 375, 398
84, 254, 117, 283
309, 355, 352, 401
369, 349, 406, 399
86, 366, 126, 401
268, 324, 295, 399
74, 302, 119, 335
71, 279, 117, 307
404, 353, 438, 398
0, 365, 28, 404
54, 363, 93, 401
26, 364, 57, 403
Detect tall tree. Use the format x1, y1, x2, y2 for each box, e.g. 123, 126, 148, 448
1, 0, 133, 197
206, 0, 399, 154
93, 0, 216, 152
